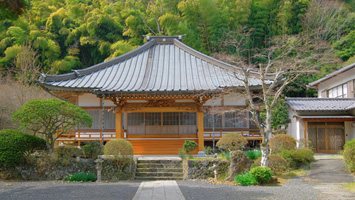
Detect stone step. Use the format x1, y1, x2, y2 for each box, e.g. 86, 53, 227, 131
136, 163, 182, 169
135, 177, 184, 180
137, 160, 182, 164
136, 172, 183, 177
136, 168, 183, 173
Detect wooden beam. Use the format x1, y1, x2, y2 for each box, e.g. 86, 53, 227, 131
116, 111, 122, 138
304, 120, 307, 139
123, 106, 198, 113
198, 111, 204, 152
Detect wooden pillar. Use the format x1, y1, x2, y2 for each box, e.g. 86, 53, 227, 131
116, 111, 122, 138
198, 111, 204, 152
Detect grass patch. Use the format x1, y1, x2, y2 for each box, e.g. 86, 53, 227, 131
275, 168, 309, 185
343, 183, 355, 193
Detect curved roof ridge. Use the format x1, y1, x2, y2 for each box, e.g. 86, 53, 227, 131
173, 39, 259, 75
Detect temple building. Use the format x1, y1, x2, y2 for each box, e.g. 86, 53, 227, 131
39, 36, 264, 155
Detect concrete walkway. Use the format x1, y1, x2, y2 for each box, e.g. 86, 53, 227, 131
310, 155, 355, 200
132, 181, 185, 200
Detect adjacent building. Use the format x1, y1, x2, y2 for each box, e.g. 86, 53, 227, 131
286, 63, 355, 153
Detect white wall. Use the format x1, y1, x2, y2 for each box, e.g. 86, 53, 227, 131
223, 93, 247, 106
78, 94, 100, 107
345, 122, 355, 142
287, 108, 305, 146
317, 67, 355, 97
204, 92, 246, 106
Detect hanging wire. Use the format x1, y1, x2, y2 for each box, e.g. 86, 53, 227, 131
101, 94, 105, 146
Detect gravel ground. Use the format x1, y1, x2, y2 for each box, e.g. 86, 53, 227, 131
0, 181, 141, 200
309, 159, 354, 184
177, 178, 319, 200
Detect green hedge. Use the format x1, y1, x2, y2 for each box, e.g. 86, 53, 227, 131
343, 139, 355, 172
278, 148, 314, 168
0, 129, 46, 167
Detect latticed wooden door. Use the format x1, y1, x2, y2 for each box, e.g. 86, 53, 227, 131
308, 122, 344, 153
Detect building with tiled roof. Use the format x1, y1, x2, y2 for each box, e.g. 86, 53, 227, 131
39, 36, 266, 155
286, 65, 355, 153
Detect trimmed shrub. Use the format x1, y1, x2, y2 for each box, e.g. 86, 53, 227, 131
279, 148, 314, 168
234, 173, 258, 186
67, 172, 96, 182
244, 149, 262, 160
0, 129, 46, 167
104, 139, 134, 171
269, 134, 296, 153
216, 133, 248, 151
250, 166, 272, 184
254, 155, 288, 175
183, 140, 198, 154
54, 145, 81, 158
343, 139, 355, 172
81, 141, 103, 159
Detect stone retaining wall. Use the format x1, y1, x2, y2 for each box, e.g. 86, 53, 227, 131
184, 159, 229, 179
7, 157, 133, 181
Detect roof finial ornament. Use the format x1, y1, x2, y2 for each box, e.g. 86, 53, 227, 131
71, 69, 81, 77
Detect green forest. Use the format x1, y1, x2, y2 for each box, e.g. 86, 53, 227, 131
1, 0, 355, 96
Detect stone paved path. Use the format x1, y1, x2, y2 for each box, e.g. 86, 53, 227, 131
133, 181, 185, 200
310, 155, 355, 200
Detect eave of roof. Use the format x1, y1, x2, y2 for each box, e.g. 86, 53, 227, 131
286, 97, 355, 111
308, 62, 355, 88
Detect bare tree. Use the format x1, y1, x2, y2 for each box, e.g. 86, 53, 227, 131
0, 44, 51, 130
303, 0, 353, 42
222, 34, 335, 166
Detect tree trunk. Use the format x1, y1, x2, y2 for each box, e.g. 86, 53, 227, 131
261, 106, 272, 167
260, 142, 269, 167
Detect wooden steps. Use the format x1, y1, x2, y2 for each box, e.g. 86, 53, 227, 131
135, 159, 184, 180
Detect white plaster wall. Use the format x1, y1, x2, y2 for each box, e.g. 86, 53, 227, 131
204, 96, 222, 106
287, 109, 303, 141
78, 94, 100, 107
223, 93, 247, 106
104, 99, 116, 107
317, 67, 355, 97
345, 122, 355, 142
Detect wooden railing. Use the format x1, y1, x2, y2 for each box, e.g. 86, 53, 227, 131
56, 128, 262, 146
203, 129, 262, 141
56, 129, 124, 146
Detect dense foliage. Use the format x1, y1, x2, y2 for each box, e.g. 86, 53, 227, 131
1, 0, 354, 97
244, 149, 262, 160
254, 154, 288, 175
234, 172, 258, 186
0, 129, 46, 167
279, 148, 314, 168
216, 133, 248, 151
183, 140, 198, 154
12, 98, 92, 151
249, 166, 273, 184
67, 172, 96, 182
104, 139, 134, 171
343, 139, 355, 172
269, 134, 296, 153
81, 141, 103, 159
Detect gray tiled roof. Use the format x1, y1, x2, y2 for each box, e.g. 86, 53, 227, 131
39, 36, 265, 94
308, 62, 355, 88
286, 97, 355, 111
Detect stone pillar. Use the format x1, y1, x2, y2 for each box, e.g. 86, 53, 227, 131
116, 111, 122, 138
197, 111, 205, 156
95, 159, 104, 182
